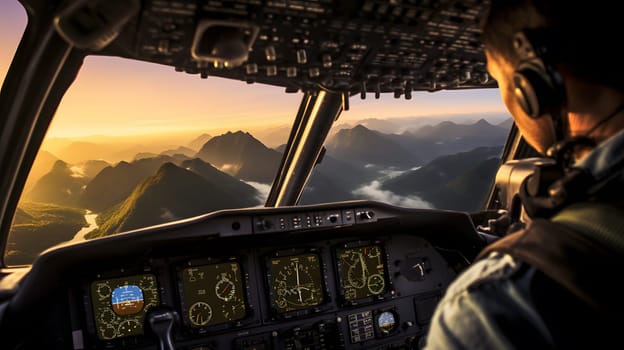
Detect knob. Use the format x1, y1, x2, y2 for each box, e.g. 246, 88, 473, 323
256, 218, 273, 230
359, 211, 374, 220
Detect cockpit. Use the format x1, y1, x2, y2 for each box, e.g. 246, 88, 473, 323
0, 1, 543, 349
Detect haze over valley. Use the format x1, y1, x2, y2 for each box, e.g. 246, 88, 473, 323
7, 115, 511, 265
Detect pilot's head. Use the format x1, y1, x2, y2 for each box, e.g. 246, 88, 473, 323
481, 0, 624, 156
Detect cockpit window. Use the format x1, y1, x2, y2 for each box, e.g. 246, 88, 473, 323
5, 55, 300, 265
0, 1, 26, 84
301, 90, 510, 212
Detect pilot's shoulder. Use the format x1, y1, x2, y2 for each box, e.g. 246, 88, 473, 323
424, 253, 553, 349
444, 251, 521, 299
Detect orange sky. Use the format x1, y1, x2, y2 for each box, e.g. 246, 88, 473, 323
1, 1, 506, 139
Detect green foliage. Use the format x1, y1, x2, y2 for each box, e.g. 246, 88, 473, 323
5, 202, 86, 265
87, 162, 258, 238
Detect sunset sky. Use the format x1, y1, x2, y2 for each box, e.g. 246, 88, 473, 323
1, 1, 507, 138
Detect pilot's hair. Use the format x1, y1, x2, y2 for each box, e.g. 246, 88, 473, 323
481, 0, 624, 92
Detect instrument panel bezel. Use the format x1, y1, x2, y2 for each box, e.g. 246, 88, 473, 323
175, 255, 256, 335
263, 246, 334, 320
333, 239, 394, 307
81, 265, 161, 349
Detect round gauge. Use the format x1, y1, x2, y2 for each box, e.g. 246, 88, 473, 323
99, 309, 116, 324
189, 301, 213, 326
221, 295, 245, 321
347, 262, 367, 289
272, 256, 323, 312
377, 311, 397, 334
215, 276, 236, 301
101, 324, 117, 340
117, 319, 141, 336
96, 283, 112, 299
367, 274, 386, 295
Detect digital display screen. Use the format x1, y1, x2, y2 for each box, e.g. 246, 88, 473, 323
269, 254, 324, 313
337, 245, 387, 301
181, 262, 246, 327
91, 274, 159, 340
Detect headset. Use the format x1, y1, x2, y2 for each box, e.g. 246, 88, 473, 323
512, 30, 565, 123
508, 30, 624, 219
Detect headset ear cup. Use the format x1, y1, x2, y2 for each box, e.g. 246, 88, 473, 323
513, 70, 539, 118
513, 63, 556, 119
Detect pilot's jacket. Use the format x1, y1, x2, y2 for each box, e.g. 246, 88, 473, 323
425, 129, 624, 349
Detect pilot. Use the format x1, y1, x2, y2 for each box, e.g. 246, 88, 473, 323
425, 0, 624, 349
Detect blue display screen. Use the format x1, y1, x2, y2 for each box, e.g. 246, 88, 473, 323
111, 285, 144, 316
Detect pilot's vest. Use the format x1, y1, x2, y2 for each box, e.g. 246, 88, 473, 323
478, 202, 624, 348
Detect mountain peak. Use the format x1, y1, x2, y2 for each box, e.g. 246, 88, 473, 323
188, 133, 212, 151
51, 159, 70, 174
157, 162, 178, 174
338, 124, 373, 136
196, 131, 281, 183
475, 118, 491, 126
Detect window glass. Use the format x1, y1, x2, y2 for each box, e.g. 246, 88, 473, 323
5, 54, 300, 265
301, 90, 510, 212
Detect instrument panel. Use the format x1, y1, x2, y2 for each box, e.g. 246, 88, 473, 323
90, 274, 159, 340
180, 262, 247, 327
79, 237, 457, 349
63, 202, 481, 349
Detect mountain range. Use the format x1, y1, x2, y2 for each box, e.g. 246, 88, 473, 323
326, 125, 419, 169
324, 119, 507, 167
382, 147, 502, 211
81, 155, 189, 211
17, 117, 512, 248
26, 160, 87, 207
88, 162, 258, 237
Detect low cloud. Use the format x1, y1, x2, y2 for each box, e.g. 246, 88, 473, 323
243, 181, 272, 205
352, 180, 433, 209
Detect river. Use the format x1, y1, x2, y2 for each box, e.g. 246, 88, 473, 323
71, 211, 99, 242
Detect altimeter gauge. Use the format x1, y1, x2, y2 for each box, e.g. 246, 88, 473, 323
269, 254, 324, 313
215, 274, 236, 301
189, 301, 213, 326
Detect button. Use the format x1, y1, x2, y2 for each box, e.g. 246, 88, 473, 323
265, 46, 277, 61
296, 49, 307, 64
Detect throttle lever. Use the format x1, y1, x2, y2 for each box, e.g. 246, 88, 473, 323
145, 305, 179, 350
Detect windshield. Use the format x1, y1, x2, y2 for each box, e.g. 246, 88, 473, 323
301, 93, 510, 211
2, 1, 509, 266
